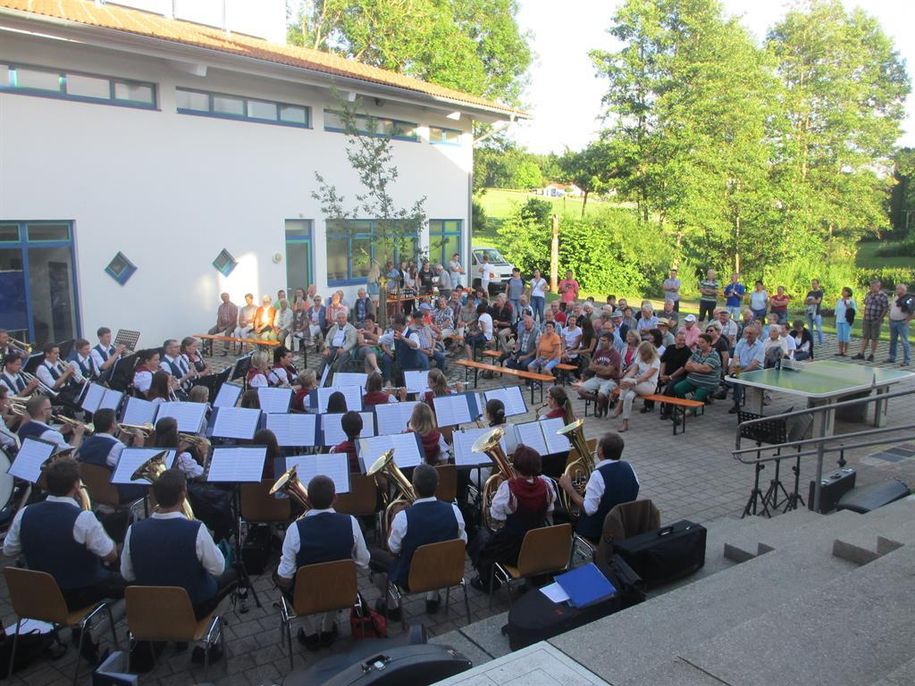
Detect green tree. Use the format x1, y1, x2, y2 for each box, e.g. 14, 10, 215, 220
558, 142, 616, 217
287, 0, 532, 103
511, 159, 543, 189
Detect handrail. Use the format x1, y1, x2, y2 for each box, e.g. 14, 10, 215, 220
733, 423, 915, 462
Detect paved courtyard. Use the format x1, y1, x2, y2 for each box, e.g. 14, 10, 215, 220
1, 332, 913, 685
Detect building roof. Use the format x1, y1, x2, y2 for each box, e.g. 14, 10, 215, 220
0, 0, 526, 119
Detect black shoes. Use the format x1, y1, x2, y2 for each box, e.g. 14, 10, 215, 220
470, 575, 501, 593
297, 628, 321, 651
852, 353, 864, 360
867, 354, 875, 362
191, 644, 224, 663
319, 625, 338, 648
425, 592, 442, 615
374, 598, 401, 622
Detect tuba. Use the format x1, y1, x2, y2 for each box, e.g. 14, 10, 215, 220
366, 449, 415, 542
131, 450, 195, 520
269, 464, 311, 515
473, 427, 515, 532
557, 419, 593, 518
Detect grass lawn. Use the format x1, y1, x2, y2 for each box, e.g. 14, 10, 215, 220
855, 240, 914, 269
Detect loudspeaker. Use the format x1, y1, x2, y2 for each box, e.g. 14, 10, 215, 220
808, 467, 856, 513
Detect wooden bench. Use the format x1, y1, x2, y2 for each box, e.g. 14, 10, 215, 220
642, 394, 706, 435
194, 333, 280, 358
455, 359, 553, 403
555, 363, 578, 385
481, 350, 502, 362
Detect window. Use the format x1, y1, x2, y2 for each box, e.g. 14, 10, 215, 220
325, 220, 419, 285
323, 109, 419, 142
285, 221, 314, 289
429, 126, 462, 145
428, 219, 463, 267
105, 252, 137, 285
212, 249, 238, 277
27, 224, 70, 242
0, 63, 156, 108
176, 87, 310, 128
0, 224, 20, 242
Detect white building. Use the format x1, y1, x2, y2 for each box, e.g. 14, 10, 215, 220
0, 0, 520, 347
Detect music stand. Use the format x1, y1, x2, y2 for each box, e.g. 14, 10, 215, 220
23, 353, 43, 375
115, 329, 141, 352
231, 353, 252, 382
194, 366, 231, 398
108, 352, 139, 392
57, 338, 76, 360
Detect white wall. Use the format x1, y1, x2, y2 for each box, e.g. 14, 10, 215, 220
0, 34, 473, 345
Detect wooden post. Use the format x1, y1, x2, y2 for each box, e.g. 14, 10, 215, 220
550, 214, 559, 292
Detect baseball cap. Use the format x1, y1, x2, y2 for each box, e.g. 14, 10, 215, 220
657, 318, 670, 327
684, 314, 696, 322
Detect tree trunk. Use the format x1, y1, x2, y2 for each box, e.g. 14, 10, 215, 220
550, 214, 560, 292
580, 191, 589, 218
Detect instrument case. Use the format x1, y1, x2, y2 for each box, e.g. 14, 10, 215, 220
808, 467, 856, 513
613, 520, 706, 589
837, 479, 910, 514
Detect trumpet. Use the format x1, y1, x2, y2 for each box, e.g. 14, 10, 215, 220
119, 422, 154, 439
51, 413, 94, 434
178, 432, 211, 452
8, 399, 27, 416
131, 450, 195, 519
8, 337, 32, 354
19, 370, 56, 397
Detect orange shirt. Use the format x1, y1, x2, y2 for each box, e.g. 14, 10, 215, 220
537, 331, 562, 360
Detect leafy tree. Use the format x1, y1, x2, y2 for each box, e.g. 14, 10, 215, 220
558, 142, 616, 217
511, 159, 543, 189
287, 0, 531, 103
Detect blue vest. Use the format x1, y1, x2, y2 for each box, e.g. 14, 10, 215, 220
69, 353, 95, 379
1, 372, 26, 393
163, 357, 182, 377
94, 344, 112, 362
18, 421, 49, 442
294, 512, 354, 569
129, 517, 217, 604
43, 362, 61, 381
390, 500, 458, 587
576, 461, 639, 541
394, 329, 427, 371
354, 298, 368, 324
77, 436, 147, 504
20, 501, 106, 590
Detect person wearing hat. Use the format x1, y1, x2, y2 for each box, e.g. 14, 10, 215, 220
716, 309, 739, 348
657, 318, 675, 347
681, 314, 700, 349
661, 299, 679, 331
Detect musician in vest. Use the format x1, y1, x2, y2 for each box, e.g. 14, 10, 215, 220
36, 342, 79, 402
0, 351, 40, 398
132, 349, 160, 397
0, 329, 24, 364
268, 346, 298, 387
319, 310, 358, 378
0, 387, 21, 451
380, 314, 428, 386
90, 327, 126, 378
18, 394, 85, 452
121, 469, 237, 625
68, 338, 99, 384
3, 457, 124, 613
558, 432, 640, 543
375, 464, 466, 617
76, 409, 147, 504
276, 475, 369, 649
471, 445, 556, 592
160, 339, 197, 388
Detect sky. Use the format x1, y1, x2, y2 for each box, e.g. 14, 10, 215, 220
510, 0, 915, 154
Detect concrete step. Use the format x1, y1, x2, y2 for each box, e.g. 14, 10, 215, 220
429, 629, 494, 667
870, 655, 915, 686
721, 507, 834, 561
452, 610, 512, 661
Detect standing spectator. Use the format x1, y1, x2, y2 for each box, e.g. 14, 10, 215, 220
529, 269, 548, 323
208, 292, 238, 356
418, 260, 435, 295
834, 287, 857, 357
749, 280, 768, 321
885, 283, 913, 366
435, 264, 452, 301
853, 280, 890, 362
723, 273, 746, 320
804, 279, 825, 346
448, 253, 465, 288
476, 253, 495, 296
698, 269, 719, 322
558, 269, 580, 306
504, 268, 525, 323
769, 286, 791, 325
662, 268, 681, 312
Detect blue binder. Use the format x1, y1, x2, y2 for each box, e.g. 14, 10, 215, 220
555, 562, 617, 608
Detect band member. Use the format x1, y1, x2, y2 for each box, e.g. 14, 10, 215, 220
147, 371, 174, 403
17, 394, 85, 451
292, 370, 317, 411
362, 371, 402, 407
381, 314, 427, 385
558, 432, 639, 543
132, 349, 160, 397
152, 417, 203, 479
251, 429, 280, 480
471, 446, 556, 591
268, 346, 297, 387
0, 387, 20, 451
0, 351, 40, 397
161, 339, 197, 386
539, 385, 574, 422
209, 292, 238, 356
36, 342, 78, 396
0, 329, 23, 362
180, 337, 210, 376
121, 469, 237, 630
246, 351, 270, 388
276, 475, 369, 648
240, 389, 261, 410
76, 408, 146, 503
90, 327, 126, 375
329, 411, 363, 473
421, 368, 462, 406
406, 403, 449, 466
485, 398, 506, 427
4, 458, 124, 663
68, 338, 99, 382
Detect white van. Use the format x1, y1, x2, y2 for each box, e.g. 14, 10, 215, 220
470, 246, 515, 295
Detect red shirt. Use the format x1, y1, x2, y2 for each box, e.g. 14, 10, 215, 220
363, 391, 392, 407
333, 440, 360, 473
559, 279, 580, 304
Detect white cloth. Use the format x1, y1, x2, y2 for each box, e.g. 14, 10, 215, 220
134, 370, 153, 393
176, 450, 204, 479
582, 459, 640, 517
489, 477, 555, 522
387, 496, 467, 554
478, 313, 494, 341
4, 495, 115, 559
276, 508, 369, 579
530, 278, 547, 298
248, 372, 268, 388
120, 511, 224, 582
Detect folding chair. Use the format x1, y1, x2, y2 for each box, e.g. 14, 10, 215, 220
434, 464, 457, 503
334, 474, 380, 518
240, 480, 292, 522
386, 538, 470, 629
490, 523, 573, 608
78, 463, 122, 509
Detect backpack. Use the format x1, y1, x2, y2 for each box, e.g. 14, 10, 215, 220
845, 306, 856, 324
899, 294, 915, 315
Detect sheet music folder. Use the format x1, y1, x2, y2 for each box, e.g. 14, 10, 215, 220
112, 449, 176, 484
206, 447, 266, 483
555, 562, 616, 608
7, 438, 56, 483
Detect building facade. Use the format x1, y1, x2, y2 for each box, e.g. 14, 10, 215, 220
0, 0, 518, 346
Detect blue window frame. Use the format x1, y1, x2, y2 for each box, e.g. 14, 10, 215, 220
212, 249, 238, 277
428, 219, 463, 267
323, 110, 419, 142
0, 62, 156, 109
285, 221, 314, 291
105, 251, 137, 285
429, 126, 462, 145
176, 87, 310, 128
326, 219, 419, 286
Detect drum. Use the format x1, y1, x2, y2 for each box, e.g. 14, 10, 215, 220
0, 446, 20, 530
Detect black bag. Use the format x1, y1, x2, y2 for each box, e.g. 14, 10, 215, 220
0, 629, 57, 676
285, 644, 471, 685
501, 554, 645, 651
613, 520, 706, 589
241, 523, 273, 575
845, 306, 856, 324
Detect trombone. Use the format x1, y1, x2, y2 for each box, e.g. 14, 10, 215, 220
119, 422, 154, 439
8, 337, 32, 354
51, 413, 94, 435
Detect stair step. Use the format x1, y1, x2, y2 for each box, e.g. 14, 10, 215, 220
869, 655, 915, 686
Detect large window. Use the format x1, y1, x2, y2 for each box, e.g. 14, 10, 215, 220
429, 126, 463, 145
323, 110, 419, 142
176, 88, 310, 128
0, 63, 156, 109
326, 220, 419, 286
428, 219, 463, 267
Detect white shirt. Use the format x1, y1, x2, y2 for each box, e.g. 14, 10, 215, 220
490, 477, 556, 522
478, 313, 494, 341
563, 326, 582, 352
0, 423, 18, 451
161, 355, 189, 377
477, 263, 493, 285
248, 371, 268, 388
120, 511, 224, 582
69, 353, 97, 382
582, 459, 640, 517
24, 420, 70, 451
634, 357, 661, 379
86, 432, 125, 468
36, 361, 69, 389
387, 496, 467, 554
274, 307, 293, 331
268, 366, 292, 386
277, 508, 370, 579
448, 259, 464, 285
90, 345, 116, 370
4, 495, 115, 560
0, 372, 27, 395
176, 450, 204, 479
134, 369, 153, 393
530, 278, 547, 298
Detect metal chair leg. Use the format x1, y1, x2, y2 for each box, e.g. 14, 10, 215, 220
74, 621, 87, 686
444, 586, 451, 616
104, 602, 120, 651
7, 619, 20, 680
462, 580, 471, 625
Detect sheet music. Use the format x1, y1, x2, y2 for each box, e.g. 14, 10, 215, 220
515, 421, 548, 456
320, 412, 375, 447
451, 428, 492, 467
266, 413, 318, 447
211, 407, 262, 440
318, 364, 331, 388
99, 389, 124, 412
403, 370, 428, 394
332, 372, 367, 388
206, 447, 266, 483
155, 401, 207, 433
499, 424, 519, 456
484, 387, 527, 417
316, 386, 363, 413
358, 433, 423, 469
111, 448, 176, 484
81, 383, 106, 413
7, 438, 56, 482
374, 401, 419, 437
541, 417, 571, 455
121, 397, 157, 427
284, 454, 351, 493
213, 383, 242, 409
257, 387, 293, 414
433, 394, 474, 427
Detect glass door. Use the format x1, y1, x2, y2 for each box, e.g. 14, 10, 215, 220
285, 220, 314, 290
